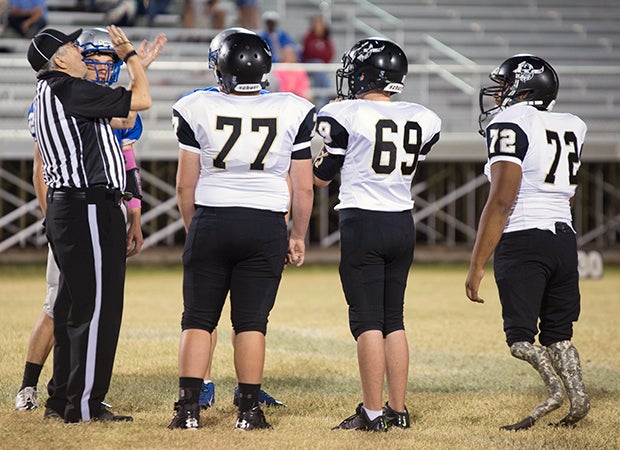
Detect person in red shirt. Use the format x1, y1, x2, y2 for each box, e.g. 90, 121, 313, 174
301, 15, 334, 108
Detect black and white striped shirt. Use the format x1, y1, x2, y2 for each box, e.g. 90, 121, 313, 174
33, 71, 132, 190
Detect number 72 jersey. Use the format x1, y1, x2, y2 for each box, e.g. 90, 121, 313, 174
484, 103, 587, 233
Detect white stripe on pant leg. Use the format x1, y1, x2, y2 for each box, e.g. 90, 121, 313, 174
81, 204, 104, 421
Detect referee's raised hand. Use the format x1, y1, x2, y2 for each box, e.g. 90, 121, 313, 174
107, 25, 135, 61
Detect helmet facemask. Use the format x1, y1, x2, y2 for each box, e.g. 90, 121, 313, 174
78, 28, 122, 86
335, 52, 355, 99
82, 52, 122, 85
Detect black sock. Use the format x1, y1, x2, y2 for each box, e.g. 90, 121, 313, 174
178, 377, 202, 404
21, 362, 43, 390
237, 383, 260, 412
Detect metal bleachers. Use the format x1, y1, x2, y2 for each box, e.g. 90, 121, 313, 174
1, 0, 619, 255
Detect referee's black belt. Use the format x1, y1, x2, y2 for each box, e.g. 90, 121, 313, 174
48, 187, 129, 204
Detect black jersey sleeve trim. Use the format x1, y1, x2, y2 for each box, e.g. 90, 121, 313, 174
485, 122, 529, 161
293, 107, 317, 146
313, 147, 344, 182
292, 146, 312, 160
173, 109, 201, 149
421, 131, 440, 156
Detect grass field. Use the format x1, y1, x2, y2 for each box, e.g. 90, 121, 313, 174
0, 262, 618, 450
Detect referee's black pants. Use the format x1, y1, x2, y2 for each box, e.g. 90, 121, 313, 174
44, 188, 127, 422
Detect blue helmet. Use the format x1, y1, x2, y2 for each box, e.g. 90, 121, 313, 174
77, 28, 122, 85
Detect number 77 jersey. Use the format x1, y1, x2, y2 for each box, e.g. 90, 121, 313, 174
314, 99, 441, 211
484, 103, 587, 233
172, 90, 315, 212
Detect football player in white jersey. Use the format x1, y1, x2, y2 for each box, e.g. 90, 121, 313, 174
313, 38, 441, 431
186, 26, 286, 412
168, 31, 315, 430
466, 54, 590, 430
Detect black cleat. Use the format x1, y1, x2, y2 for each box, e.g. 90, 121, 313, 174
234, 406, 272, 430
332, 403, 387, 432
43, 407, 63, 420
93, 406, 133, 422
500, 416, 535, 431
167, 402, 199, 430
384, 402, 410, 429
548, 417, 579, 429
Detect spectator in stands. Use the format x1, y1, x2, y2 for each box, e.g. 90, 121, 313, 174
259, 10, 299, 63
273, 45, 310, 100
235, 0, 258, 30
6, 0, 47, 38
138, 0, 171, 27
182, 0, 225, 29
96, 0, 137, 26
301, 14, 334, 108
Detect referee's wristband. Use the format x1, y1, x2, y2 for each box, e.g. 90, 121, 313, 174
123, 50, 137, 63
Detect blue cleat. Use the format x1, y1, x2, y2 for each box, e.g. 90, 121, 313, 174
199, 381, 215, 409
233, 387, 286, 407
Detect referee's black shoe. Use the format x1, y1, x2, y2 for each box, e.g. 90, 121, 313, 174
43, 407, 63, 420
93, 406, 134, 422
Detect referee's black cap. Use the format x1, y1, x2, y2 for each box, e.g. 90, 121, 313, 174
28, 28, 83, 72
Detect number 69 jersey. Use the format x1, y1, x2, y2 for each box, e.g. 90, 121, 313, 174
314, 99, 441, 211
172, 90, 315, 212
484, 103, 587, 233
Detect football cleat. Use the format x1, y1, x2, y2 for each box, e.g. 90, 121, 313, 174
234, 405, 272, 430
15, 386, 38, 411
93, 406, 133, 422
199, 381, 215, 409
43, 407, 63, 420
332, 403, 388, 432
501, 416, 536, 431
167, 401, 199, 430
384, 402, 410, 429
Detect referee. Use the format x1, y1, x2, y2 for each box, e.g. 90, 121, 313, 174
27, 26, 151, 423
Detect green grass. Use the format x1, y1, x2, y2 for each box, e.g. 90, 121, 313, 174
1, 263, 619, 449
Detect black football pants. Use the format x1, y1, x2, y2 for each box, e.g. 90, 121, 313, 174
493, 223, 581, 348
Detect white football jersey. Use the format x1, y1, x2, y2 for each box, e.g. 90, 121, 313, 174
173, 90, 315, 212
484, 103, 587, 233
315, 99, 441, 211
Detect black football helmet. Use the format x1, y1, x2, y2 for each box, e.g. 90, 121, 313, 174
478, 54, 559, 135
208, 26, 253, 70
336, 37, 408, 99
216, 32, 271, 94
